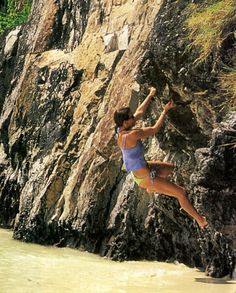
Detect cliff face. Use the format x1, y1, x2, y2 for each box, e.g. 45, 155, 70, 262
0, 0, 235, 278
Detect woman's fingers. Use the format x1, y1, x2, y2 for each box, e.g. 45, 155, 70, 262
168, 99, 175, 108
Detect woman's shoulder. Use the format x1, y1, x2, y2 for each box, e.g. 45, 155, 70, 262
117, 129, 140, 148
128, 128, 143, 138
119, 128, 141, 138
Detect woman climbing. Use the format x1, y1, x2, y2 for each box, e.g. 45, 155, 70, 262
114, 87, 208, 229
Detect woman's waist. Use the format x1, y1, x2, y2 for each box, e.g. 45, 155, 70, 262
124, 158, 147, 171
132, 166, 150, 178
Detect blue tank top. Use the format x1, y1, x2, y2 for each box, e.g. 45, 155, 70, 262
120, 133, 146, 171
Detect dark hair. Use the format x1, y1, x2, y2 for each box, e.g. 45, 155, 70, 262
114, 107, 130, 133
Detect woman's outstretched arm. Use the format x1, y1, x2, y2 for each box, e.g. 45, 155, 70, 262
133, 100, 175, 139
134, 87, 156, 120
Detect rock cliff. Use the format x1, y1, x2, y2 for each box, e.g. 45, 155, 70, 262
0, 0, 235, 278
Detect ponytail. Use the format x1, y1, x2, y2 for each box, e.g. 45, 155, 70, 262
114, 107, 131, 139
115, 125, 119, 135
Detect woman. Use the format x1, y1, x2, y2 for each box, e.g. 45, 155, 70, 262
114, 87, 208, 229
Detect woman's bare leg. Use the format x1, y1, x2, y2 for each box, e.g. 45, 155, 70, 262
146, 176, 208, 228
147, 161, 174, 178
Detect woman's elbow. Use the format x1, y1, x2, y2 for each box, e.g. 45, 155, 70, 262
153, 125, 162, 135
135, 110, 144, 118
149, 127, 157, 136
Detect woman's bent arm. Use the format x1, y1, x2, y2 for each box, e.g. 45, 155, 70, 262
134, 100, 174, 139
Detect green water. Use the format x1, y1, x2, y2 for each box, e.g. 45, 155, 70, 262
0, 229, 235, 293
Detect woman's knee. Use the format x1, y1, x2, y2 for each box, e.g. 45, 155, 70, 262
175, 187, 187, 200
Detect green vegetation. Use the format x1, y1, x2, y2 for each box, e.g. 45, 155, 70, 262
186, 0, 236, 62
0, 0, 31, 34
185, 0, 236, 108
219, 66, 236, 107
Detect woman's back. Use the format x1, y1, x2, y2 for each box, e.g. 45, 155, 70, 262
118, 132, 146, 172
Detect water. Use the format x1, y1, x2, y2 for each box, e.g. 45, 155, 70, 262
0, 229, 235, 293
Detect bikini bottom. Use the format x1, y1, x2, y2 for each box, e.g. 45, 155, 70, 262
131, 169, 157, 187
